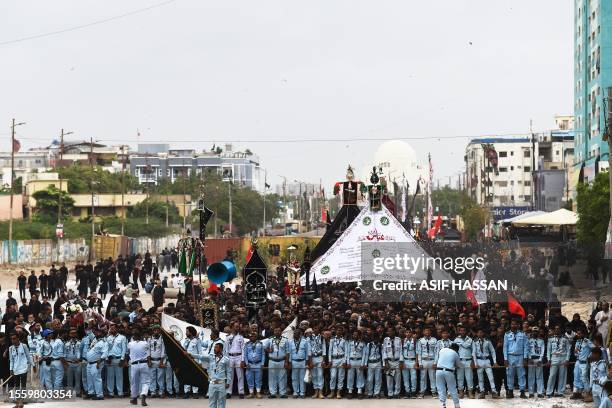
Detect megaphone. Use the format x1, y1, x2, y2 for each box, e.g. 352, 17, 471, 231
207, 260, 237, 285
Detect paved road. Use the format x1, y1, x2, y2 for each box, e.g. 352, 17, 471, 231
5, 394, 588, 408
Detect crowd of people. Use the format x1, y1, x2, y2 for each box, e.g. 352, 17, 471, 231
1, 247, 611, 408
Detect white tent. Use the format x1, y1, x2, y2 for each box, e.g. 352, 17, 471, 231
511, 208, 578, 226
303, 203, 445, 284
498, 210, 546, 224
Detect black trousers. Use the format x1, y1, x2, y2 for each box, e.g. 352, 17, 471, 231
10, 373, 27, 389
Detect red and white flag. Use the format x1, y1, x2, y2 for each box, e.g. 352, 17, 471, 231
12, 138, 21, 153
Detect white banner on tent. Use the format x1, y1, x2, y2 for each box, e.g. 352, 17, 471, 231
306, 204, 443, 283
161, 313, 227, 342
162, 313, 297, 342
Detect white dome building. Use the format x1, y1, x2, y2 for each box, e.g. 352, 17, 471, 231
360, 140, 427, 194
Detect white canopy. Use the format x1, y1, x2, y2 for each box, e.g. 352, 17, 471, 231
511, 208, 578, 226
499, 210, 546, 224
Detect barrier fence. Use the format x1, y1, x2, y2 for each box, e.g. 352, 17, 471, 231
0, 235, 181, 266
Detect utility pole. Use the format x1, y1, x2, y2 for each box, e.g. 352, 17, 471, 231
603, 88, 612, 258
90, 137, 96, 261
8, 119, 25, 264
57, 129, 73, 227
262, 169, 267, 236
120, 144, 126, 235
145, 153, 150, 225
228, 180, 233, 236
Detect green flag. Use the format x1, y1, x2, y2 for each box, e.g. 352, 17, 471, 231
187, 250, 197, 276
178, 250, 187, 275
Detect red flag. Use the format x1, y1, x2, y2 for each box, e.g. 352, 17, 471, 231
321, 207, 327, 223
207, 282, 219, 294
427, 214, 443, 239
245, 245, 254, 263
507, 293, 525, 318
12, 138, 21, 153
465, 289, 478, 308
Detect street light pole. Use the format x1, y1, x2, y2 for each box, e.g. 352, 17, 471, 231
120, 144, 127, 235
90, 137, 96, 261
262, 169, 267, 236
228, 180, 232, 236
8, 119, 25, 265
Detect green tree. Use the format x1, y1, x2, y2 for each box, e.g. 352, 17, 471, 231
128, 199, 181, 225
32, 186, 75, 223
576, 172, 609, 245
58, 164, 139, 194
460, 200, 488, 241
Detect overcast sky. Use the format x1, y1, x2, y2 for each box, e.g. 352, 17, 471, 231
1, 0, 573, 191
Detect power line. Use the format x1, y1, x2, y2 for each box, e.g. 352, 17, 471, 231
0, 0, 177, 47
9, 130, 560, 144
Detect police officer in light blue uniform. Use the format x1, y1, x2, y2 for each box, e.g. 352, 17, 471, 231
546, 325, 570, 397
382, 328, 402, 398
435, 343, 461, 408
306, 327, 326, 398
364, 335, 383, 398
589, 348, 607, 407
503, 319, 528, 399
39, 329, 53, 390
288, 328, 311, 398
49, 330, 65, 390
80, 324, 95, 392
472, 328, 499, 399
417, 327, 438, 398
244, 332, 264, 398
328, 326, 347, 399
454, 326, 475, 398
527, 327, 545, 398
571, 328, 593, 399
263, 326, 289, 398
346, 330, 366, 398
182, 326, 203, 398
106, 324, 128, 397
364, 336, 383, 398
148, 325, 166, 397
401, 329, 418, 398
65, 328, 82, 396
202, 343, 232, 408
85, 328, 109, 400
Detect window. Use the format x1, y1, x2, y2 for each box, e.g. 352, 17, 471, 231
524, 181, 531, 186
499, 167, 508, 172
510, 151, 514, 156
510, 166, 514, 170
524, 150, 531, 158
499, 151, 507, 157
524, 195, 531, 202
524, 166, 531, 172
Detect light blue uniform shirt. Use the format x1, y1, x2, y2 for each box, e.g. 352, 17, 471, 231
547, 336, 571, 362
244, 340, 264, 366
437, 347, 460, 370
106, 334, 128, 359
28, 333, 42, 355
364, 342, 382, 365
80, 332, 95, 361
329, 337, 346, 360
308, 334, 326, 359
574, 338, 593, 362
527, 337, 545, 361
182, 337, 203, 363
402, 338, 417, 360
50, 339, 65, 359
503, 331, 528, 360
264, 336, 289, 360
472, 338, 496, 364
288, 338, 311, 362
346, 340, 366, 364
204, 354, 232, 383
39, 340, 52, 360
417, 336, 437, 361
453, 336, 474, 359
9, 343, 32, 375
65, 339, 82, 362
85, 337, 109, 363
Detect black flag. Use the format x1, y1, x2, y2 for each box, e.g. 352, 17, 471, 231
161, 329, 209, 388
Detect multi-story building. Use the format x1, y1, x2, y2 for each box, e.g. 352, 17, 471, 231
0, 149, 53, 188
573, 0, 612, 182
129, 144, 263, 192
465, 130, 575, 209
